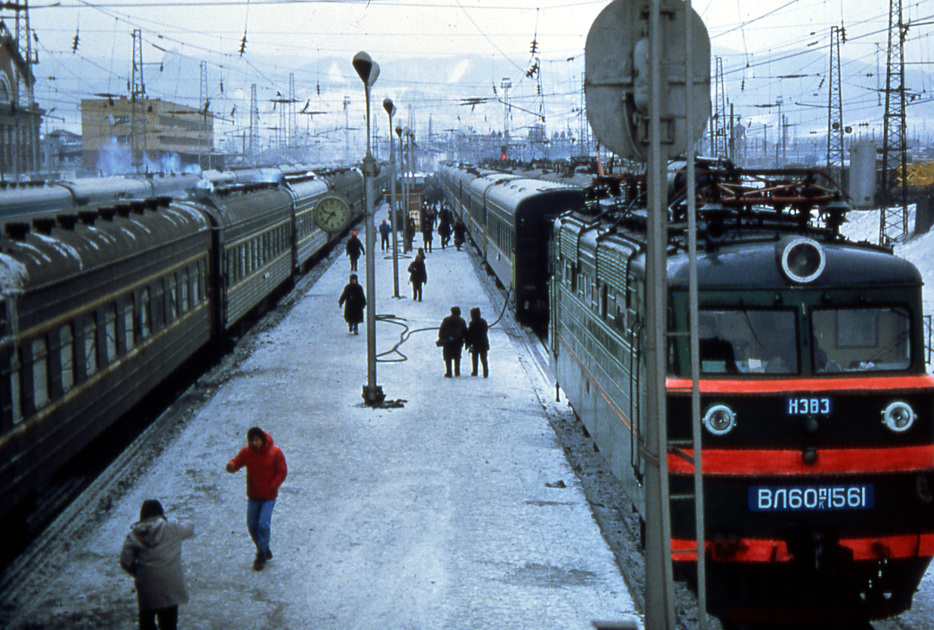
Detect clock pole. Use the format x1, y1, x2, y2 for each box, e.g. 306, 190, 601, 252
353, 51, 385, 406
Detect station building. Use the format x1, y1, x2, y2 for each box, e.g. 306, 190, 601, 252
80, 96, 215, 172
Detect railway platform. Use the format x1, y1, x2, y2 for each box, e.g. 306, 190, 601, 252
0, 202, 640, 629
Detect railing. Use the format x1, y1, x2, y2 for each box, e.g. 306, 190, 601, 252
926, 314, 933, 369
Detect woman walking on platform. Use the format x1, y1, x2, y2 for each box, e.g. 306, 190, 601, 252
407, 248, 427, 302
338, 274, 366, 334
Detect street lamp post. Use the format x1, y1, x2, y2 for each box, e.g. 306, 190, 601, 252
352, 51, 385, 406
383, 97, 401, 298
396, 125, 410, 253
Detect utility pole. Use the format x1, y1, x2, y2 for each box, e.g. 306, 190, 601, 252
501, 77, 512, 146
712, 56, 726, 157
343, 96, 351, 164
827, 26, 844, 181
130, 29, 146, 172
880, 0, 909, 244
289, 73, 296, 149
249, 84, 258, 159
199, 61, 208, 169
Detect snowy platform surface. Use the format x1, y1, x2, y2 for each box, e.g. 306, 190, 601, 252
2, 204, 639, 630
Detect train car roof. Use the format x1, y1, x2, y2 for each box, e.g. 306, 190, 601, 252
481, 176, 583, 209
0, 200, 209, 290
58, 176, 154, 206
0, 183, 73, 219
191, 183, 293, 227
141, 172, 203, 197
283, 175, 329, 200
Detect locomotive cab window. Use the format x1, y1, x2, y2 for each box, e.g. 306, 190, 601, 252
811, 306, 911, 372
696, 309, 798, 375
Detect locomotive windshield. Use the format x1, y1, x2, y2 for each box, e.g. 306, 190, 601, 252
811, 306, 911, 373
699, 309, 798, 374
692, 305, 912, 375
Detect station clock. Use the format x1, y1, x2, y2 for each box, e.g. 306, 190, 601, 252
313, 195, 352, 233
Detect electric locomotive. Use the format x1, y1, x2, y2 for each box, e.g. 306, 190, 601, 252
550, 167, 934, 625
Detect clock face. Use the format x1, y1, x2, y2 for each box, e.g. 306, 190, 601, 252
314, 196, 351, 232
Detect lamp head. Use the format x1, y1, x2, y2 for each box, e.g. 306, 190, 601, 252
383, 98, 396, 117
352, 51, 380, 88
395, 125, 403, 137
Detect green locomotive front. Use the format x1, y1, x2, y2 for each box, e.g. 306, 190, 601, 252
551, 206, 934, 625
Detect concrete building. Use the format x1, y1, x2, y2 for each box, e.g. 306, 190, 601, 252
0, 24, 43, 178
80, 96, 214, 173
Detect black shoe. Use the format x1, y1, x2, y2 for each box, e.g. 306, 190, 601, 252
266, 550, 273, 560
471, 372, 477, 377
444, 373, 452, 378
253, 554, 266, 571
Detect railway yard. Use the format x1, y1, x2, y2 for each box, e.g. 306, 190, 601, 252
0, 192, 932, 629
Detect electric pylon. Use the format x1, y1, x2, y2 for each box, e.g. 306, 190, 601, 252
827, 26, 844, 181
880, 0, 909, 244
712, 56, 727, 158
131, 29, 147, 171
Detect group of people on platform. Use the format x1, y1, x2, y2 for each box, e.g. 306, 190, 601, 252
438, 305, 489, 379
339, 207, 491, 379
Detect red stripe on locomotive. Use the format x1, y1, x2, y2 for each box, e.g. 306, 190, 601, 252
667, 445, 934, 475
671, 532, 934, 563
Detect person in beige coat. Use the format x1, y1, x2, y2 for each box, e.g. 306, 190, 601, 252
120, 499, 195, 630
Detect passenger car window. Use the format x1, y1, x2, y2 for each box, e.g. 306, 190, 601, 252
812, 306, 910, 372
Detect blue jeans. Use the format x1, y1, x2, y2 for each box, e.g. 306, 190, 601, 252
247, 498, 276, 557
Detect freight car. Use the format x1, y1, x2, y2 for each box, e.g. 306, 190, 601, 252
0, 165, 370, 527
550, 167, 934, 625
437, 163, 584, 328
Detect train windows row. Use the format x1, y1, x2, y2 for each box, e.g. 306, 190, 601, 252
5, 259, 208, 428
228, 223, 291, 286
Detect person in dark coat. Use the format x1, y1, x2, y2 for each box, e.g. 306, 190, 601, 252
379, 219, 392, 251
226, 427, 288, 571
421, 223, 434, 252
438, 216, 452, 249
465, 307, 490, 378
438, 306, 467, 377
120, 499, 195, 630
338, 274, 366, 334
453, 218, 466, 251
345, 232, 364, 271
407, 249, 427, 301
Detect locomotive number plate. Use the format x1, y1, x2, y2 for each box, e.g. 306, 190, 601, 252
749, 484, 874, 512
785, 396, 832, 415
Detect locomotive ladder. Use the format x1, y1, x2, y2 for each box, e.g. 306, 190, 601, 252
668, 150, 710, 628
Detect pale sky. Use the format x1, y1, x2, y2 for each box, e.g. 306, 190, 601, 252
16, 0, 933, 155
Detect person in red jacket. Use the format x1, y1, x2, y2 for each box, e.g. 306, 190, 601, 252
226, 427, 287, 571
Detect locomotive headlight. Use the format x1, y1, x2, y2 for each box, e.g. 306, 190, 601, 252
702, 404, 737, 436
882, 401, 916, 433
777, 236, 826, 284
